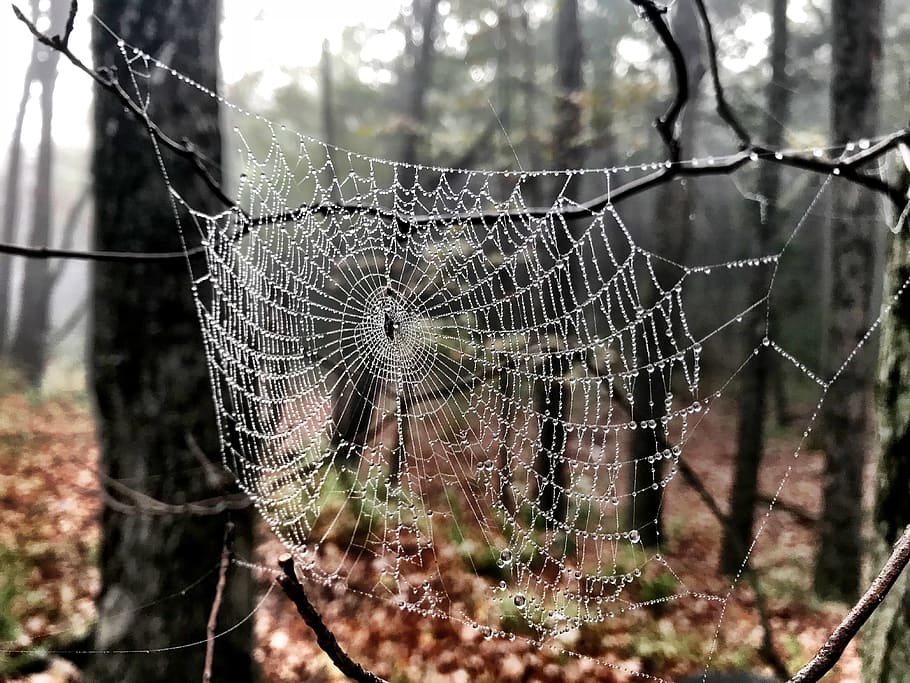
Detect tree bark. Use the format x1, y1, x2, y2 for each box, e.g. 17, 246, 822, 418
722, 0, 791, 575
861, 171, 910, 682
7, 0, 68, 383
87, 1, 255, 681
814, 0, 883, 602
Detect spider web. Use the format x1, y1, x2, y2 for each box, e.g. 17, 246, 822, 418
203, 129, 714, 633
111, 35, 901, 679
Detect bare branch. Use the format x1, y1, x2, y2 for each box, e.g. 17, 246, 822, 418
61, 0, 77, 48
629, 0, 688, 161
202, 522, 234, 683
692, 0, 750, 148
101, 471, 251, 516
276, 554, 387, 683
791, 525, 910, 683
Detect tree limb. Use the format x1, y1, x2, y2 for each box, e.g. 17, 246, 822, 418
629, 0, 689, 161
101, 471, 251, 516
276, 554, 387, 683
790, 525, 910, 683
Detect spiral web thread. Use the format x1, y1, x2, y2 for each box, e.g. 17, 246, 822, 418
116, 35, 904, 672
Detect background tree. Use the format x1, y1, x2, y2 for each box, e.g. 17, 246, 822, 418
0, 1, 38, 354
531, 0, 584, 525
6, 0, 69, 386
814, 0, 883, 602
722, 0, 791, 575
629, 0, 704, 546
862, 165, 910, 681
87, 1, 255, 680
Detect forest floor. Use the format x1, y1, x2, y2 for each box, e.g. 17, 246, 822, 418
0, 386, 865, 683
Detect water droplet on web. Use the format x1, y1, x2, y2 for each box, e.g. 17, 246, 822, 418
499, 549, 513, 565
629, 529, 640, 543
513, 593, 526, 607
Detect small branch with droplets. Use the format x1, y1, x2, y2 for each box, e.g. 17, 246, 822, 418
275, 554, 387, 683
790, 525, 910, 683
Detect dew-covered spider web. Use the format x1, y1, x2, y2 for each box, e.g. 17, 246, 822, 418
108, 32, 905, 681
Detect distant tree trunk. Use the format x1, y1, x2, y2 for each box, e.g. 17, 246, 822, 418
862, 169, 910, 681
86, 1, 255, 681
722, 0, 791, 575
397, 0, 441, 174
629, 0, 704, 547
320, 39, 337, 150
378, 0, 440, 482
7, 0, 68, 384
814, 0, 882, 602
532, 0, 583, 526
518, 1, 543, 205
320, 38, 339, 200
0, 2, 37, 353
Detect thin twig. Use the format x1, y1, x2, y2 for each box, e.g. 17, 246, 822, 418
203, 522, 235, 683
790, 525, 910, 683
61, 0, 77, 47
692, 0, 750, 148
101, 471, 250, 516
276, 554, 387, 683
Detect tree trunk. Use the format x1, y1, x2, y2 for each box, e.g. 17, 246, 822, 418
320, 38, 339, 200
87, 2, 255, 681
532, 0, 584, 526
379, 0, 440, 481
722, 0, 791, 575
0, 1, 38, 352
397, 0, 441, 174
7, 0, 68, 384
518, 1, 543, 205
862, 170, 910, 681
629, 0, 704, 547
814, 0, 882, 602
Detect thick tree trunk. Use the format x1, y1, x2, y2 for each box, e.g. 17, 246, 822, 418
814, 0, 882, 602
722, 0, 791, 575
87, 2, 255, 681
862, 171, 910, 681
629, 0, 703, 547
7, 0, 67, 383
